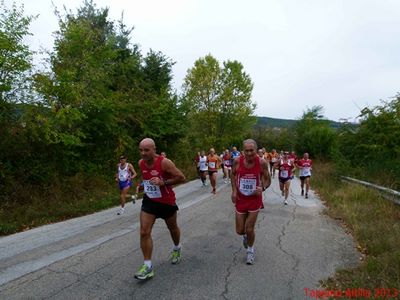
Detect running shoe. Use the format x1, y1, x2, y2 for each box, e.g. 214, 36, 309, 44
171, 248, 181, 264
284, 200, 288, 205
246, 251, 255, 265
301, 189, 304, 196
242, 234, 248, 249
117, 207, 125, 215
134, 264, 154, 280
131, 195, 137, 204
305, 193, 308, 199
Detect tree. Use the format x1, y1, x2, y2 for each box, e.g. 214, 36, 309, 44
0, 0, 35, 103
337, 95, 400, 188
295, 106, 337, 159
34, 0, 186, 173
0, 1, 38, 188
181, 54, 255, 149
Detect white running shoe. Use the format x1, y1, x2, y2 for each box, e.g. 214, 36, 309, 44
131, 195, 137, 203
284, 200, 288, 205
117, 207, 125, 215
246, 251, 255, 265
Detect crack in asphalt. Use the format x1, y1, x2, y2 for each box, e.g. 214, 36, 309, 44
42, 254, 120, 300
275, 187, 300, 300
221, 202, 267, 300
221, 246, 241, 300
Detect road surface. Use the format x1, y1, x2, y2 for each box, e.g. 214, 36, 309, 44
0, 174, 360, 299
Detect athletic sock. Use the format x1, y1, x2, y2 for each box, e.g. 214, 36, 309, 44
247, 246, 254, 253
144, 260, 152, 268
173, 244, 181, 251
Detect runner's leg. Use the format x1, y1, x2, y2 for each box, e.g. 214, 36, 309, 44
140, 211, 156, 260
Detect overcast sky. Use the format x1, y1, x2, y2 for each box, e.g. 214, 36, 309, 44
7, 0, 400, 121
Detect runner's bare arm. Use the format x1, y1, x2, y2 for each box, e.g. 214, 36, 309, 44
158, 158, 186, 186
129, 164, 137, 180
260, 159, 271, 190
230, 159, 239, 203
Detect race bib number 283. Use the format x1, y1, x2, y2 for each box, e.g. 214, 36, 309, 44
143, 180, 162, 198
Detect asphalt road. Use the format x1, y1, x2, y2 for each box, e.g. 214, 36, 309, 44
0, 173, 360, 300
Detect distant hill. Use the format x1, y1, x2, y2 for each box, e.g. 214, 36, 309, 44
255, 116, 297, 128
255, 116, 347, 129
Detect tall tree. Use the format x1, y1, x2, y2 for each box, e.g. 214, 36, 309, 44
0, 0, 35, 103
0, 0, 38, 188
295, 105, 337, 159
34, 0, 185, 172
337, 95, 400, 188
181, 54, 255, 149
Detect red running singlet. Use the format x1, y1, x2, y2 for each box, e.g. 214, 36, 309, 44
139, 156, 176, 205
235, 156, 263, 213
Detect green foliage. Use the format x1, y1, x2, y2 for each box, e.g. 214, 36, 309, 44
256, 116, 297, 128
337, 95, 400, 189
33, 0, 184, 173
0, 0, 35, 102
0, 0, 186, 231
295, 105, 338, 159
181, 54, 256, 150
252, 126, 296, 151
314, 162, 400, 291
0, 1, 37, 196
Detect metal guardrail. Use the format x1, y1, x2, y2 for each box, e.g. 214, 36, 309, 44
341, 176, 400, 205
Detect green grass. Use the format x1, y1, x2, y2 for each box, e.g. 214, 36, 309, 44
0, 174, 117, 235
0, 161, 200, 236
313, 162, 400, 293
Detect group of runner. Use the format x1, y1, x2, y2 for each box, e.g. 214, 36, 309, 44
114, 138, 313, 281
193, 147, 313, 204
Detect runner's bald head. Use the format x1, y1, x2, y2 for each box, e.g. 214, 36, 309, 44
139, 138, 156, 149
243, 139, 257, 149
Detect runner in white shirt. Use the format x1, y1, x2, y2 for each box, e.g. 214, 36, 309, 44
198, 151, 208, 186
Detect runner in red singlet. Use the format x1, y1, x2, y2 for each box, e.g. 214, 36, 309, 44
134, 138, 186, 280
275, 151, 294, 205
297, 152, 313, 198
207, 148, 222, 194
231, 139, 271, 265
222, 149, 232, 183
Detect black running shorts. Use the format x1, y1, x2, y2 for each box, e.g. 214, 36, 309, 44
141, 195, 178, 219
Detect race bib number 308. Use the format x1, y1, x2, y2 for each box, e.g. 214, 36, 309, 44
239, 178, 257, 196
143, 180, 162, 198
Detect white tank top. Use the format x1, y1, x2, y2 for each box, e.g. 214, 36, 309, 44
199, 156, 208, 171
118, 163, 131, 181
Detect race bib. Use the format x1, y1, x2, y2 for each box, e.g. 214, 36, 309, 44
239, 178, 257, 196
143, 180, 162, 198
280, 170, 289, 178
300, 167, 311, 177
208, 162, 216, 169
